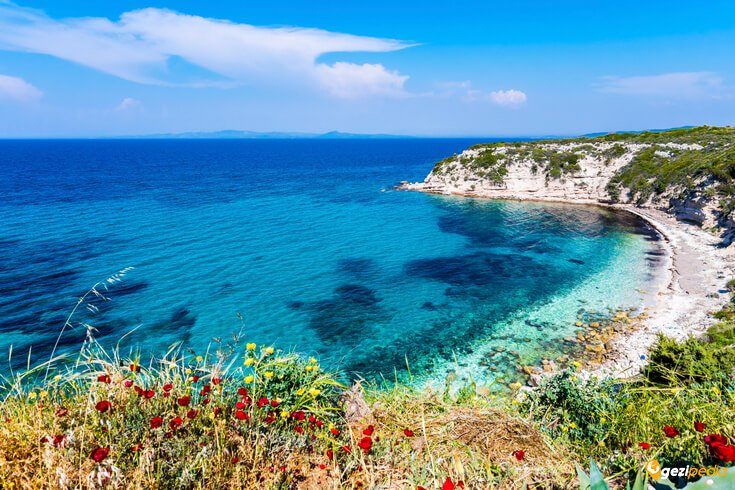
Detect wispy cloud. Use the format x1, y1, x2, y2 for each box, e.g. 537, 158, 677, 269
440, 81, 527, 107
0, 3, 412, 98
597, 72, 726, 99
0, 73, 42, 102
115, 97, 142, 112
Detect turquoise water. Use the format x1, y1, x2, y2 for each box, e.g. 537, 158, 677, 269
0, 139, 661, 383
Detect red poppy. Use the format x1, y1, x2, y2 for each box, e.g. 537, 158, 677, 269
404, 428, 414, 437
712, 444, 735, 462
418, 487, 427, 490
292, 410, 306, 421
257, 396, 269, 408
95, 400, 111, 413
231, 456, 240, 463
308, 415, 317, 424
186, 409, 198, 419
242, 396, 252, 405
639, 442, 651, 450
202, 398, 210, 405
358, 436, 373, 453
705, 434, 729, 447
326, 449, 333, 460
134, 386, 143, 395
214, 407, 223, 416
162, 383, 173, 392
316, 420, 324, 429
129, 363, 140, 373
97, 374, 111, 383
169, 417, 183, 430
513, 449, 525, 461
342, 445, 352, 454
144, 390, 155, 399
663, 425, 679, 438
442, 477, 455, 490
201, 384, 212, 394
295, 426, 304, 434
319, 463, 326, 470
131, 444, 143, 452
150, 416, 163, 429
236, 401, 246, 410
363, 425, 375, 436
177, 396, 191, 407
270, 399, 279, 408
694, 421, 705, 432
330, 427, 340, 436
212, 377, 222, 385
264, 414, 276, 424
52, 434, 67, 447
238, 387, 248, 396
90, 446, 110, 463
235, 410, 249, 420
123, 380, 133, 388
191, 375, 200, 382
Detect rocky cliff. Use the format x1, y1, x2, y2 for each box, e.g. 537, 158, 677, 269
401, 126, 735, 244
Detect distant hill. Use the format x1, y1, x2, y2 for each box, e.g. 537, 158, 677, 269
118, 130, 414, 139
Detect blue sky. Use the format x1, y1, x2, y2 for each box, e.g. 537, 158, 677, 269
0, 0, 734, 137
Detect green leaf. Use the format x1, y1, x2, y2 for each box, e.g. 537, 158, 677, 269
576, 462, 591, 490
630, 468, 647, 490
589, 459, 609, 490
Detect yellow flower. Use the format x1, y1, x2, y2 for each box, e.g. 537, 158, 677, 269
246, 343, 256, 351
196, 355, 203, 362
312, 365, 320, 373
305, 366, 313, 372
281, 410, 290, 419
28, 392, 36, 399
263, 347, 274, 356
245, 375, 254, 384
296, 388, 305, 396
600, 417, 606, 424
309, 388, 321, 397
671, 387, 682, 395
569, 422, 576, 429
561, 426, 569, 432
244, 358, 254, 367
712, 387, 721, 394
264, 371, 274, 379
309, 357, 317, 365
570, 375, 577, 381
185, 368, 192, 375
209, 412, 216, 420
572, 361, 581, 368
598, 440, 605, 447
39, 390, 48, 398
53, 374, 62, 381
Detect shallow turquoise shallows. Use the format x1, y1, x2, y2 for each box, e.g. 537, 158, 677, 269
0, 139, 661, 385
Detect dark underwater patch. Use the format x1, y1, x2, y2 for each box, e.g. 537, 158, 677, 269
336, 257, 377, 279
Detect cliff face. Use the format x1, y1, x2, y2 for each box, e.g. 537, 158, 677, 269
401, 127, 735, 245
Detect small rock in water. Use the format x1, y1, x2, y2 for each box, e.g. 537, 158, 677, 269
493, 346, 507, 353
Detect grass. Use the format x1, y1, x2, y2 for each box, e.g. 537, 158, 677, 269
1, 275, 735, 488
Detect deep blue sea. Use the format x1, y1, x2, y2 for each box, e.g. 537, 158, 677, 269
0, 139, 661, 386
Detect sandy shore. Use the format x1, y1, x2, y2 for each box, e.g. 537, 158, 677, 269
398, 182, 735, 380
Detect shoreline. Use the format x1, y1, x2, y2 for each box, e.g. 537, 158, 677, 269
398, 182, 735, 380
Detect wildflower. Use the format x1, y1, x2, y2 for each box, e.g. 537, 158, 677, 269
327, 449, 333, 460
257, 396, 269, 408
150, 416, 163, 429
264, 371, 274, 379
187, 409, 198, 419
191, 375, 200, 382
600, 417, 606, 424
200, 384, 212, 395
309, 357, 317, 364
55, 407, 68, 417
712, 444, 735, 462
694, 421, 705, 432
363, 425, 374, 436
169, 417, 183, 430
196, 355, 203, 362
163, 383, 173, 392
292, 410, 306, 421
358, 436, 373, 453
90, 446, 110, 463
177, 396, 191, 407
185, 368, 192, 375
238, 387, 248, 396
705, 434, 728, 447
639, 442, 651, 450
568, 422, 576, 429
52, 434, 67, 447
130, 363, 140, 373
208, 412, 216, 420
281, 410, 290, 419
264, 413, 276, 424
95, 400, 111, 413
144, 389, 155, 399
236, 401, 247, 410
124, 380, 133, 388
231, 457, 240, 464
442, 477, 455, 490
264, 347, 274, 355
97, 374, 111, 383
235, 410, 249, 420
212, 377, 222, 385
330, 427, 340, 436
244, 358, 254, 367
295, 388, 305, 396
245, 375, 254, 384
404, 428, 414, 437
246, 343, 256, 351
513, 449, 525, 461
316, 420, 324, 429
309, 415, 317, 424
131, 444, 143, 452
305, 366, 313, 373
28, 392, 36, 400
663, 425, 679, 438
312, 365, 320, 372
295, 426, 304, 434
342, 445, 351, 453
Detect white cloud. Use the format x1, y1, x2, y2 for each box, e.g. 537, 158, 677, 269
115, 97, 142, 112
597, 72, 725, 99
315, 62, 408, 98
488, 89, 527, 107
0, 3, 412, 98
0, 73, 42, 102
